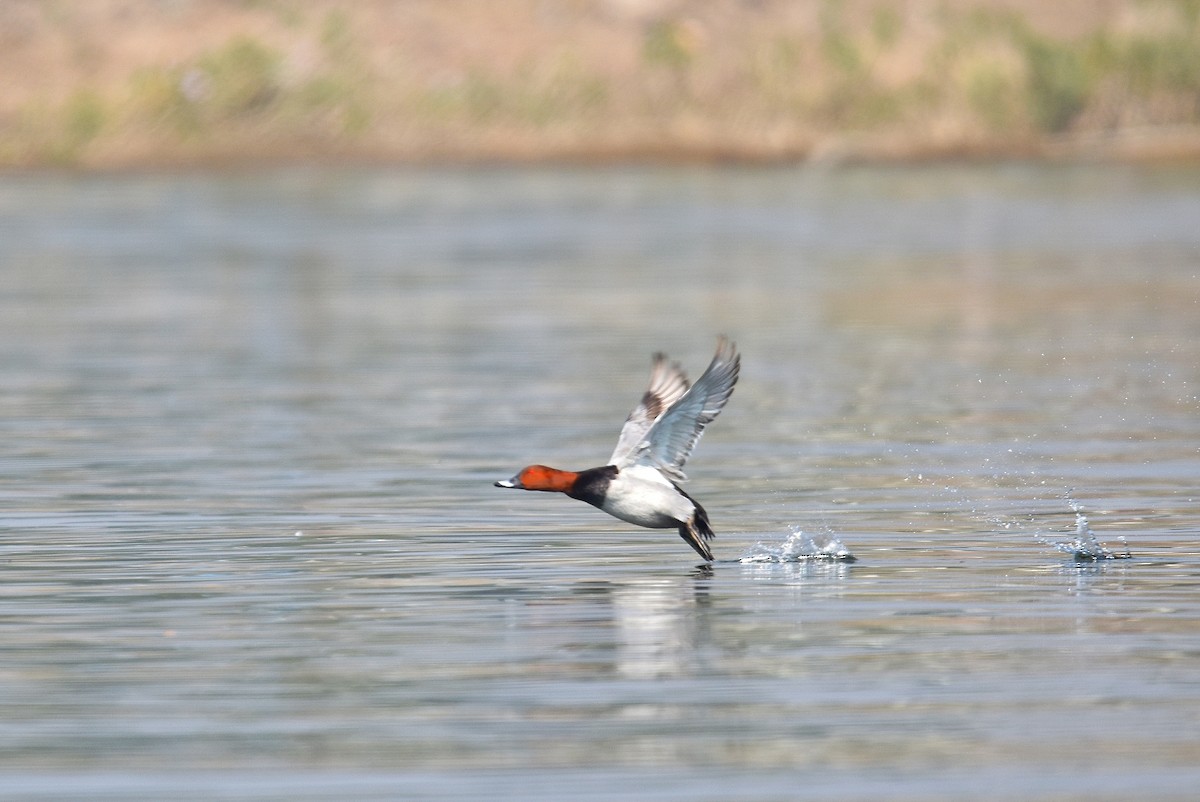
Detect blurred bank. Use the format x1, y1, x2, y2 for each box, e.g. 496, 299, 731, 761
3, 0, 1200, 168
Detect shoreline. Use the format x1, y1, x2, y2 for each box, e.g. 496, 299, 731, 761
8, 127, 1200, 174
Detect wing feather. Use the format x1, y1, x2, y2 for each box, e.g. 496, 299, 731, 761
615, 337, 740, 481
608, 353, 690, 466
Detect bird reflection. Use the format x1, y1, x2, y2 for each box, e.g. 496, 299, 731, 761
610, 573, 711, 679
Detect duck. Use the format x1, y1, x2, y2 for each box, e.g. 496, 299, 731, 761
495, 337, 740, 561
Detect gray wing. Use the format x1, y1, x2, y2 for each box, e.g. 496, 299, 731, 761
617, 337, 740, 481
608, 352, 691, 467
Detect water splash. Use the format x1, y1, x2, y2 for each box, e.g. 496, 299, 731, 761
906, 469, 1135, 563
740, 526, 856, 563
1038, 491, 1132, 561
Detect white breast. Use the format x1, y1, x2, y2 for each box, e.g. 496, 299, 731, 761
598, 465, 694, 529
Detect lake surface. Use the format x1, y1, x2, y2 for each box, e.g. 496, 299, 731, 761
1, 164, 1198, 800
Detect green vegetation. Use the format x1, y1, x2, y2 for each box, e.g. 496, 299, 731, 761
320, 9, 354, 58
643, 20, 696, 70
199, 36, 281, 117
725, 0, 1200, 142
125, 28, 373, 144
871, 5, 902, 48
127, 37, 284, 134
964, 60, 1021, 132
413, 58, 607, 128
19, 88, 112, 164
1112, 30, 1200, 91
130, 65, 202, 135
64, 89, 106, 150
1022, 35, 1089, 132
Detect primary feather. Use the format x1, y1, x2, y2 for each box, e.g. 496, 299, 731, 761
611, 337, 740, 482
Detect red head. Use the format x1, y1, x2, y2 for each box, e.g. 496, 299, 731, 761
495, 465, 579, 493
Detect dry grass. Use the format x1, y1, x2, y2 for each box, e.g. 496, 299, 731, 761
2, 0, 1199, 168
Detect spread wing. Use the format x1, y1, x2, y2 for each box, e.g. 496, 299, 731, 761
615, 337, 740, 482
608, 353, 691, 467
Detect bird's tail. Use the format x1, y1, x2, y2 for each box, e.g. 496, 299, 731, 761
678, 503, 715, 562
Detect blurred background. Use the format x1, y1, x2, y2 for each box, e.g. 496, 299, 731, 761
3, 0, 1200, 168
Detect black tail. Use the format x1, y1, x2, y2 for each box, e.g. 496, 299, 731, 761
678, 501, 715, 562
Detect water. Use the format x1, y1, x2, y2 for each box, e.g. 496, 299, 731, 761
1, 164, 1198, 800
